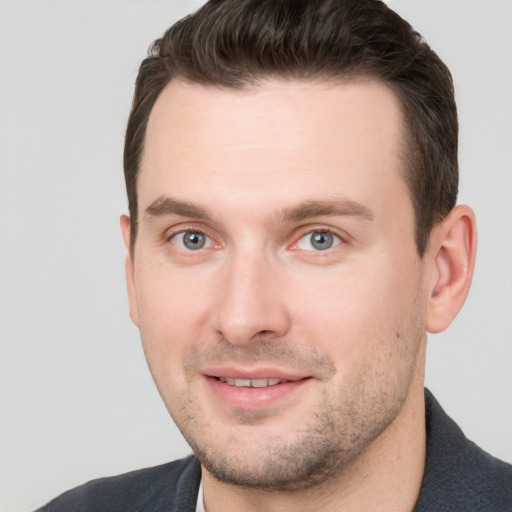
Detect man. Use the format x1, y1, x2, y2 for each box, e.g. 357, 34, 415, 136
36, 0, 512, 510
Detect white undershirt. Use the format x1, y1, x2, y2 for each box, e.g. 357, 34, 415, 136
195, 480, 205, 512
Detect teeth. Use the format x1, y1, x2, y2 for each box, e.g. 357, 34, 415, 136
251, 379, 272, 388
218, 377, 282, 388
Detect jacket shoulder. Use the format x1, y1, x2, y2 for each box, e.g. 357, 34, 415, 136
35, 455, 200, 512
416, 390, 512, 511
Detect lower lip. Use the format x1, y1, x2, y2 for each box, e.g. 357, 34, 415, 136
205, 376, 310, 410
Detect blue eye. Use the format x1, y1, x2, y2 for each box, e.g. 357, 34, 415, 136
296, 231, 342, 251
170, 231, 212, 250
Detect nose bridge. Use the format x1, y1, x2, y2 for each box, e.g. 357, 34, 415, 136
213, 244, 289, 344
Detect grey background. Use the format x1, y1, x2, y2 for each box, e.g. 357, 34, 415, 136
0, 1, 511, 511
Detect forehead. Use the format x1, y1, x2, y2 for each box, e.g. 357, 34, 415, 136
139, 78, 409, 220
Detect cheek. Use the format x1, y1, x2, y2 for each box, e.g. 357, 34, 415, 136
290, 257, 423, 361
294, 269, 423, 418
134, 264, 214, 371
292, 265, 388, 330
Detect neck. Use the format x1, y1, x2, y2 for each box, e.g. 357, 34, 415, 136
202, 346, 427, 512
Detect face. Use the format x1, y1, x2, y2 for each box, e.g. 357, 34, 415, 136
123, 79, 430, 490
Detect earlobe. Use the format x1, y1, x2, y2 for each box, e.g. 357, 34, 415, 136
120, 214, 140, 327
426, 205, 477, 333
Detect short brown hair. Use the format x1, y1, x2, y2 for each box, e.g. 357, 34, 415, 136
124, 0, 458, 256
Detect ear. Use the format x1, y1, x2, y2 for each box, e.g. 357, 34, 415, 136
120, 214, 140, 327
425, 205, 477, 333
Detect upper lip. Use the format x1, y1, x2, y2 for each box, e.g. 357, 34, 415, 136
203, 367, 309, 381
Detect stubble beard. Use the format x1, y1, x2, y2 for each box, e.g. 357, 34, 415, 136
165, 331, 423, 492
186, 390, 400, 492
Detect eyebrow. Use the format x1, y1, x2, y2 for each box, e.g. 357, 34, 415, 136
144, 197, 211, 220
144, 196, 374, 223
281, 199, 374, 222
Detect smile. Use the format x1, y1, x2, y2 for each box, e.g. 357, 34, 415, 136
218, 377, 284, 388
205, 373, 311, 410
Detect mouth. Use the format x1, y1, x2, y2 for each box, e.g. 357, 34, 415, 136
205, 372, 310, 411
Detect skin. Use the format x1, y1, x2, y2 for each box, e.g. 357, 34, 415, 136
121, 79, 477, 511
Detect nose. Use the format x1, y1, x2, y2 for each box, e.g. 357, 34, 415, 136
212, 249, 291, 345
